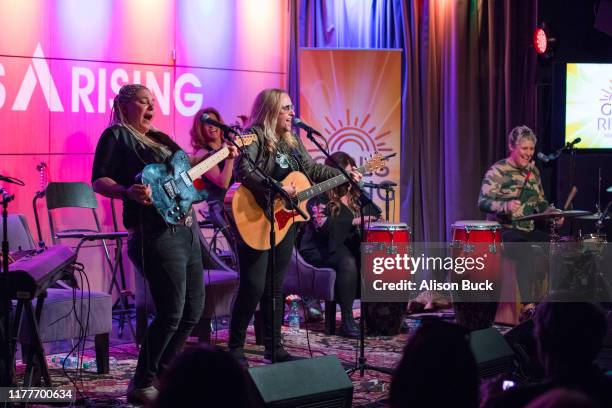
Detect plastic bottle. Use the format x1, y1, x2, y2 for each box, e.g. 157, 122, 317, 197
50, 355, 118, 371
83, 356, 118, 371
50, 355, 79, 368
288, 300, 300, 334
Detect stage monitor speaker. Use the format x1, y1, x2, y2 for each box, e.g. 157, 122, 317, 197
248, 355, 353, 408
469, 327, 516, 378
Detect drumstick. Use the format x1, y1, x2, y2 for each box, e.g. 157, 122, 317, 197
563, 186, 578, 210
518, 170, 532, 200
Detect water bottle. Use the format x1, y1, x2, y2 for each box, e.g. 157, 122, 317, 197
51, 355, 79, 368
83, 357, 119, 372
288, 300, 300, 334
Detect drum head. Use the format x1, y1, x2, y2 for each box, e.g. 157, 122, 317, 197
367, 222, 410, 232
452, 220, 501, 230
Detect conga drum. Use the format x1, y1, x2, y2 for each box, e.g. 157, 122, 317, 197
450, 220, 502, 330
363, 222, 410, 335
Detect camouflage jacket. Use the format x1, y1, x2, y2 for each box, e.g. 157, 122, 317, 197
478, 159, 549, 231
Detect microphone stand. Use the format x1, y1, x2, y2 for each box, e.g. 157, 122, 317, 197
303, 130, 392, 377
1, 187, 15, 386
221, 128, 307, 364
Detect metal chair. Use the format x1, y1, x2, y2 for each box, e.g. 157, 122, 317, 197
43, 181, 134, 341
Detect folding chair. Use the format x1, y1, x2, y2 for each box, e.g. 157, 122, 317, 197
44, 181, 135, 341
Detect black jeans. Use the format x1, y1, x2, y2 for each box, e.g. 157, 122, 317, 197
127, 225, 204, 388
300, 243, 360, 316
502, 228, 549, 302
228, 226, 296, 352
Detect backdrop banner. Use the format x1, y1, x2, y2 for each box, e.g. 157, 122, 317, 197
299, 49, 401, 221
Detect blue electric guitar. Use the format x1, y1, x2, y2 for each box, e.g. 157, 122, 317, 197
141, 134, 256, 225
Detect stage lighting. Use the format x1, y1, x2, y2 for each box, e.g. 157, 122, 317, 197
533, 23, 556, 59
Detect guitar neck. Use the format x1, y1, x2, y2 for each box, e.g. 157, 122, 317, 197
187, 147, 229, 180
296, 164, 368, 203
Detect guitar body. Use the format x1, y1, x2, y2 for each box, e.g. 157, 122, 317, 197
225, 171, 311, 250
141, 150, 207, 225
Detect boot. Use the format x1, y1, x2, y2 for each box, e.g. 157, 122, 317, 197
339, 308, 359, 338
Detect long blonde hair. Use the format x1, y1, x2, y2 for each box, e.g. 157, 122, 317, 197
110, 84, 171, 159
247, 88, 297, 153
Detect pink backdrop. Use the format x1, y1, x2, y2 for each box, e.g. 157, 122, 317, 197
0, 0, 289, 292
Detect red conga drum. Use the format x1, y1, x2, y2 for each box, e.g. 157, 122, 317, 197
363, 222, 410, 335
450, 220, 502, 330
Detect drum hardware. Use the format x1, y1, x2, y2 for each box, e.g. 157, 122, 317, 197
515, 208, 591, 243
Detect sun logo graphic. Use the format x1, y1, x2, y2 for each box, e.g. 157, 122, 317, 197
307, 109, 394, 178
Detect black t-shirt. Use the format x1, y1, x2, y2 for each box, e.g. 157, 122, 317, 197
196, 145, 229, 203
91, 124, 181, 232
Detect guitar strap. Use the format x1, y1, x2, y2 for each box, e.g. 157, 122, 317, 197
290, 148, 315, 186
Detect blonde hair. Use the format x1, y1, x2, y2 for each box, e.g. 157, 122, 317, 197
110, 84, 171, 159
508, 125, 537, 148
247, 88, 297, 152
190, 107, 224, 153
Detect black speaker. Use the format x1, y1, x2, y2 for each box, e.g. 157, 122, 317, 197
504, 319, 545, 381
469, 327, 516, 378
248, 355, 353, 408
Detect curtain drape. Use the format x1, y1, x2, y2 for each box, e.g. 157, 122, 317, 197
288, 0, 537, 241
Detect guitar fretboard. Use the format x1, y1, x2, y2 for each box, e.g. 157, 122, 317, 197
296, 164, 368, 203
187, 147, 229, 180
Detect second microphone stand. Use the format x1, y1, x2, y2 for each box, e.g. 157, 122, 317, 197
304, 131, 393, 377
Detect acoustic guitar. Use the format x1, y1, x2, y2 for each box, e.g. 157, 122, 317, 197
225, 152, 386, 250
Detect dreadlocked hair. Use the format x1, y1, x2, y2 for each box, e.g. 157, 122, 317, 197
109, 83, 171, 160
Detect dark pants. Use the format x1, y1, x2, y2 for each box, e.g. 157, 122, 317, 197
300, 243, 360, 316
502, 228, 549, 302
127, 225, 204, 388
228, 227, 296, 351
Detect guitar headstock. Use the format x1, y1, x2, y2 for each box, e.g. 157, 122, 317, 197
234, 133, 257, 147
363, 152, 385, 173
36, 162, 48, 197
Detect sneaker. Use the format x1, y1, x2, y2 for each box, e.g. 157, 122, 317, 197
228, 347, 249, 368
263, 347, 301, 364
126, 380, 159, 405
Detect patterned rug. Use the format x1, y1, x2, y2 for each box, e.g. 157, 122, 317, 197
17, 314, 422, 407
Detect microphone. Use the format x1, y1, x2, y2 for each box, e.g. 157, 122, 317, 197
291, 117, 323, 136
537, 138, 582, 164
536, 152, 551, 163
567, 137, 581, 148
362, 181, 397, 189
0, 174, 25, 186
200, 113, 236, 135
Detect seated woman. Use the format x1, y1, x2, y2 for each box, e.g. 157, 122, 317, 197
298, 152, 379, 338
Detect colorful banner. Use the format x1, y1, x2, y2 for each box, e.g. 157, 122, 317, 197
299, 49, 402, 221
566, 63, 612, 148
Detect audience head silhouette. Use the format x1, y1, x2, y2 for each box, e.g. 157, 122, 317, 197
153, 345, 253, 408
390, 319, 479, 408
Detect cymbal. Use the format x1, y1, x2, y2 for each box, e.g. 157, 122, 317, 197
514, 210, 590, 222
575, 213, 611, 221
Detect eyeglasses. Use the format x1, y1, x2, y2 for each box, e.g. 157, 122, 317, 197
281, 104, 294, 112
